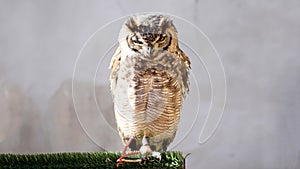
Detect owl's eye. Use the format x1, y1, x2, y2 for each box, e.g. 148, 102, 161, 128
157, 34, 167, 43
131, 36, 143, 45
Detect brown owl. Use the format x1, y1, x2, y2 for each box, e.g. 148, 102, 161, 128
109, 14, 190, 164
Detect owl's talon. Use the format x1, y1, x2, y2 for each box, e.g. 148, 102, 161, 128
152, 151, 161, 160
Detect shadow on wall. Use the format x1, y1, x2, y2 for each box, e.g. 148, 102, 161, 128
0, 79, 116, 153
0, 82, 45, 153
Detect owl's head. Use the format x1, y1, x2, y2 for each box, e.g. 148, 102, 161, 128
119, 14, 178, 58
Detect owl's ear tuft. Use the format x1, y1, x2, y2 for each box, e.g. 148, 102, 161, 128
126, 17, 138, 32
159, 16, 173, 33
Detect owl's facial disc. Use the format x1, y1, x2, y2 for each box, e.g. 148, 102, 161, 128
128, 32, 172, 57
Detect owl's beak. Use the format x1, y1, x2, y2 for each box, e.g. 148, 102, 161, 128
147, 45, 153, 56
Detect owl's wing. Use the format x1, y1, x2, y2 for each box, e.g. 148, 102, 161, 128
109, 46, 121, 95
177, 48, 191, 69
177, 48, 191, 98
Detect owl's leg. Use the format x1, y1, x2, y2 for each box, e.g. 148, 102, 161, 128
139, 136, 153, 158
140, 136, 161, 160
116, 135, 140, 167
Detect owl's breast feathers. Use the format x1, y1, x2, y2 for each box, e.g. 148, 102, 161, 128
127, 68, 182, 137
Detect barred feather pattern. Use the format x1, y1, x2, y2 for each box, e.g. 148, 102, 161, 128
109, 14, 190, 152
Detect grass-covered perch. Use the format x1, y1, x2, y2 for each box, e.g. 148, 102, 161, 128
0, 151, 186, 169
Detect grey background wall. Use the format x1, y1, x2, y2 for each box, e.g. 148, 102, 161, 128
0, 0, 299, 169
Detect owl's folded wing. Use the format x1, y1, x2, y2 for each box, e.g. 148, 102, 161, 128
109, 46, 121, 96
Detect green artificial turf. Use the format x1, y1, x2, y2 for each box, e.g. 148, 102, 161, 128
0, 151, 185, 169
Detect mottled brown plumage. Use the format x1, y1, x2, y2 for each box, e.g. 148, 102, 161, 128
109, 14, 190, 156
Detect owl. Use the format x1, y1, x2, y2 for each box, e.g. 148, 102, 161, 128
109, 14, 190, 164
